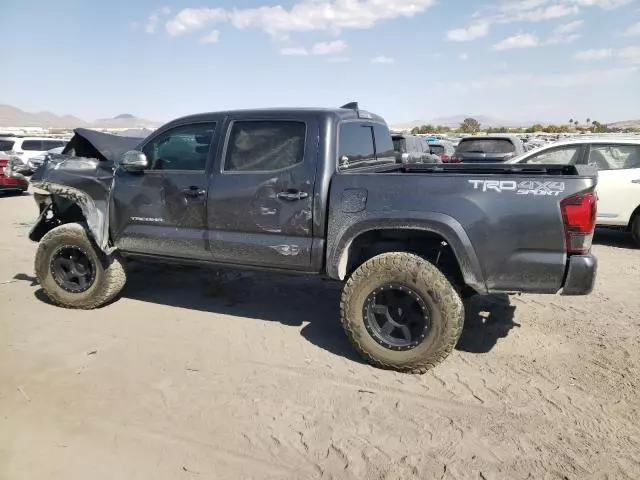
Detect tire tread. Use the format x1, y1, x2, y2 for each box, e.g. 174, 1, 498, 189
35, 223, 126, 309
340, 252, 464, 374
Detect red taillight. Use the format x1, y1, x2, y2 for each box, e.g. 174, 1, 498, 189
560, 191, 597, 255
441, 154, 450, 162
450, 155, 461, 163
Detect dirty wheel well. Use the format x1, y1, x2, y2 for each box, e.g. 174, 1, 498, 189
31, 197, 86, 242
344, 229, 471, 295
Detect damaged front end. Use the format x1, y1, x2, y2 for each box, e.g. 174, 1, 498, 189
28, 127, 146, 253
29, 155, 115, 252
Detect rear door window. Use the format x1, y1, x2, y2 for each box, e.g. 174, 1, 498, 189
456, 139, 515, 154
0, 139, 15, 151
588, 145, 640, 170
224, 121, 305, 172
21, 140, 43, 151
521, 146, 581, 165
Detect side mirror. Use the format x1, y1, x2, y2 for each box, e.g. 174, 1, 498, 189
121, 150, 148, 172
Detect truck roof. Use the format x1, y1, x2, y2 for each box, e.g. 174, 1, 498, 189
165, 104, 387, 126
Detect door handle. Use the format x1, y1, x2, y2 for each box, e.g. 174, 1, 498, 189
182, 186, 206, 197
277, 190, 309, 201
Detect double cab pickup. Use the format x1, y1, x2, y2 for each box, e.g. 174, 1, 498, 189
28, 103, 598, 372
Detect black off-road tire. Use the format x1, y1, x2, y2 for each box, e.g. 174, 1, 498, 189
632, 215, 640, 247
340, 252, 464, 373
35, 223, 126, 309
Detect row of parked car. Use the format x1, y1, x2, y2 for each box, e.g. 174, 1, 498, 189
393, 133, 530, 164
394, 131, 640, 246
0, 135, 69, 193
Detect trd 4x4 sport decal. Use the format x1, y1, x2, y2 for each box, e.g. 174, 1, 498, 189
468, 180, 565, 196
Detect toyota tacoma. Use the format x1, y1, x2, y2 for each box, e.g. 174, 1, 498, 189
27, 103, 598, 373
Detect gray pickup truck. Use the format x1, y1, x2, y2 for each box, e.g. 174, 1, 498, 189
28, 103, 598, 373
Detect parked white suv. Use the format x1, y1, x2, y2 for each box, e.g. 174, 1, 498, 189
0, 136, 68, 174
507, 137, 640, 245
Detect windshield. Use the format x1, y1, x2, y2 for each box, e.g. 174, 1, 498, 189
0, 139, 15, 151
456, 138, 515, 154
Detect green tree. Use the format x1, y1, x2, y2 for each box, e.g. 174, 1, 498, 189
586, 118, 591, 126
410, 126, 420, 135
459, 117, 481, 134
591, 121, 608, 133
569, 118, 574, 125
526, 124, 545, 133
574, 120, 579, 127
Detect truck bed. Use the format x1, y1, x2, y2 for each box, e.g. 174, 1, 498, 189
326, 164, 597, 294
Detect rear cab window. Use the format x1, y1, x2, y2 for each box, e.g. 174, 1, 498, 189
373, 124, 396, 163
456, 138, 515, 154
339, 122, 396, 170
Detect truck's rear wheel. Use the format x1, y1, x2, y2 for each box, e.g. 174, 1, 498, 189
340, 252, 464, 373
35, 223, 126, 309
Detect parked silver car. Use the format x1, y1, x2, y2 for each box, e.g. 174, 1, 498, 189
392, 134, 441, 164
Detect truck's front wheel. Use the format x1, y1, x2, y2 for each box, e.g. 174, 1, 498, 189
340, 252, 464, 373
35, 223, 126, 309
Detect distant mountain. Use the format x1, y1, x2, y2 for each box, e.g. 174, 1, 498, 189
391, 114, 544, 131
90, 114, 159, 129
0, 105, 86, 128
608, 119, 640, 129
0, 104, 160, 129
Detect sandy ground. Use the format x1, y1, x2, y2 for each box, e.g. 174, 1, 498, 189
1, 191, 639, 480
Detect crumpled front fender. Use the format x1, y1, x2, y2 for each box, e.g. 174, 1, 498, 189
29, 155, 115, 253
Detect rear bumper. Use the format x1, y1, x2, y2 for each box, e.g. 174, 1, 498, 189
561, 254, 597, 296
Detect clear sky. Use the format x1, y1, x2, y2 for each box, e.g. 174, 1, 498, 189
1, 0, 639, 125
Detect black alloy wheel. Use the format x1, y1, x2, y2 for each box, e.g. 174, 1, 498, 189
50, 245, 97, 293
363, 283, 431, 351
